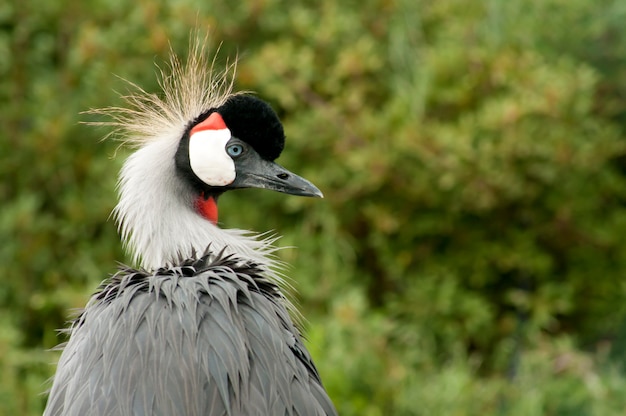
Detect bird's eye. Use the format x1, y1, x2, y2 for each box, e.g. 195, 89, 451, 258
226, 143, 244, 158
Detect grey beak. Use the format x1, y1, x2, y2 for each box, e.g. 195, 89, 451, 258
230, 149, 323, 198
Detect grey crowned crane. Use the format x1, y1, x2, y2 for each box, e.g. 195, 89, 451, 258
43, 41, 337, 416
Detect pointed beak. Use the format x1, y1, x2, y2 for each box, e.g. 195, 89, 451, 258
230, 152, 323, 198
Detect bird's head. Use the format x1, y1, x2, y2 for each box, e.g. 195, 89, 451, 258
98, 39, 321, 270
174, 94, 322, 225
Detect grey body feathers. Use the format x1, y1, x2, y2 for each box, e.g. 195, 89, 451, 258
44, 252, 336, 416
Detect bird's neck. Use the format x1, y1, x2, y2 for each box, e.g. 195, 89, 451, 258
114, 138, 277, 271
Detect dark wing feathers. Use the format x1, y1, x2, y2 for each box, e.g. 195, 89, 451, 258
44, 252, 337, 416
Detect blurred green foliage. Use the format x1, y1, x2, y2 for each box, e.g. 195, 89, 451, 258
2, 0, 626, 414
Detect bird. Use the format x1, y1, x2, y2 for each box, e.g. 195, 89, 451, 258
43, 39, 338, 416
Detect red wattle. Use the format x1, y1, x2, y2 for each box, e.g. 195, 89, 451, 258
195, 194, 218, 225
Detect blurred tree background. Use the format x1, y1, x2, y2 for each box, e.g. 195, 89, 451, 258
1, 0, 626, 414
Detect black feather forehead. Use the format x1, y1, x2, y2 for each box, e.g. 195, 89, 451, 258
190, 95, 286, 161
218, 95, 285, 161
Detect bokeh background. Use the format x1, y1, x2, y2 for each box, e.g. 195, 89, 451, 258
2, 0, 626, 414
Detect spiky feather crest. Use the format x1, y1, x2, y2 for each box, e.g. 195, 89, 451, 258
87, 36, 237, 147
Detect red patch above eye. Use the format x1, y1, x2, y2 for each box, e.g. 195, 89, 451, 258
191, 112, 227, 135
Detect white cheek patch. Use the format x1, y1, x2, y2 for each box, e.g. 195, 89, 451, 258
188, 129, 236, 186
